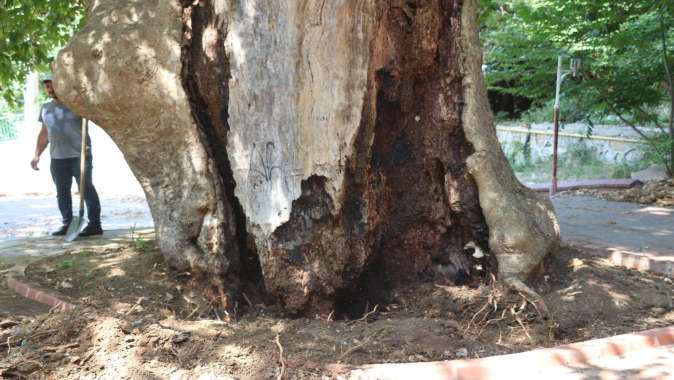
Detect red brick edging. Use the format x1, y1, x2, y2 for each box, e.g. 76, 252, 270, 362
6, 275, 75, 312
565, 239, 674, 277
608, 251, 674, 277
329, 326, 674, 380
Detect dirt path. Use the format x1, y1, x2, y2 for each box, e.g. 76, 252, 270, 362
1, 241, 673, 378
0, 229, 154, 320
0, 275, 48, 318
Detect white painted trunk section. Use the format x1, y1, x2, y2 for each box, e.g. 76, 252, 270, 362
224, 1, 371, 240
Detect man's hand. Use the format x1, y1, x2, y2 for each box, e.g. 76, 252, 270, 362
33, 125, 48, 171
31, 156, 40, 171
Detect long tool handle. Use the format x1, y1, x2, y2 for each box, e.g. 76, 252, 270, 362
78, 119, 88, 218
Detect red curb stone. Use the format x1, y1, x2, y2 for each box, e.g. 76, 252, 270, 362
608, 251, 674, 277
332, 326, 674, 380
527, 179, 642, 192
565, 240, 674, 278
7, 275, 75, 312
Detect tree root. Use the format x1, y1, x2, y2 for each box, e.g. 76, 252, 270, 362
504, 277, 557, 340
275, 334, 286, 380
460, 275, 557, 342
503, 277, 549, 319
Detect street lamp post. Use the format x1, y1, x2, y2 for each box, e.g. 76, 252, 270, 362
550, 56, 580, 196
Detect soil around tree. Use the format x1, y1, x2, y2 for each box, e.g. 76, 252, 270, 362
0, 270, 49, 319
1, 241, 673, 379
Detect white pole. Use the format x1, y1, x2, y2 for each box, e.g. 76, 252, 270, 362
554, 56, 563, 109
22, 72, 39, 138
551, 56, 563, 195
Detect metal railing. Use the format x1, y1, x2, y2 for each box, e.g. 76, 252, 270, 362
496, 126, 647, 144
0, 113, 22, 141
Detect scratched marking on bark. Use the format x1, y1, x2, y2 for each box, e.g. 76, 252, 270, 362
249, 142, 287, 192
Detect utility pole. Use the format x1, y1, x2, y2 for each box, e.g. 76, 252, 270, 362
551, 56, 580, 196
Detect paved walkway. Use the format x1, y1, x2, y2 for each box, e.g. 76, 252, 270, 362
1, 194, 672, 271
0, 194, 153, 242
0, 228, 154, 269
552, 195, 674, 275
553, 196, 674, 254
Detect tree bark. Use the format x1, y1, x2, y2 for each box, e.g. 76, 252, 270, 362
53, 0, 559, 316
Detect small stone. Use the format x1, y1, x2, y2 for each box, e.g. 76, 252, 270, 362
455, 347, 468, 358
392, 349, 406, 358
172, 332, 191, 344
60, 281, 73, 289
414, 115, 421, 122
464, 241, 484, 258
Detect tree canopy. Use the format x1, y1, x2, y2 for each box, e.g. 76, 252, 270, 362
480, 0, 674, 172
0, 0, 83, 106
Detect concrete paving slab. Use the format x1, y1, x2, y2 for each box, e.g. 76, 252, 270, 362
0, 228, 154, 271
552, 196, 674, 256
0, 194, 153, 242
552, 195, 674, 277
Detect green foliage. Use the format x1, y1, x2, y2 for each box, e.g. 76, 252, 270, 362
505, 140, 532, 171
508, 144, 646, 183
0, 112, 21, 141
480, 0, 560, 103
0, 0, 84, 105
641, 132, 674, 167
133, 236, 149, 253
129, 224, 150, 253
480, 0, 674, 173
59, 259, 74, 269
482, 0, 673, 109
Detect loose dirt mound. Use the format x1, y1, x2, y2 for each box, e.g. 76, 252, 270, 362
561, 179, 674, 206
1, 244, 673, 379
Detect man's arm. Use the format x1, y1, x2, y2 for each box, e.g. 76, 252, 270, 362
30, 125, 48, 170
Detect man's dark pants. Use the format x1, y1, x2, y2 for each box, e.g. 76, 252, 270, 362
50, 156, 101, 226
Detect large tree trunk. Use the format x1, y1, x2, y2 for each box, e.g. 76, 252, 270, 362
53, 0, 559, 316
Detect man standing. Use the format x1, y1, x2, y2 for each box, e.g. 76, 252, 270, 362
30, 74, 103, 236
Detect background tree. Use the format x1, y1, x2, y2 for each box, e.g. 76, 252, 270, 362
0, 0, 83, 106
481, 0, 674, 175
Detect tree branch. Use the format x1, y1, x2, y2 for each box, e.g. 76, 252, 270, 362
608, 104, 653, 140
608, 102, 672, 174
658, 6, 674, 175
659, 7, 673, 98
633, 105, 666, 133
